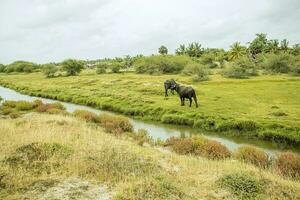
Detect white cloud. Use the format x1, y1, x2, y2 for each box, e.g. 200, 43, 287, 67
0, 0, 299, 64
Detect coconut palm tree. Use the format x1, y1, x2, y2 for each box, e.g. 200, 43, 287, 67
175, 44, 186, 55
228, 42, 247, 60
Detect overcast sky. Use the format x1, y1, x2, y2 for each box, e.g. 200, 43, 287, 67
0, 0, 300, 64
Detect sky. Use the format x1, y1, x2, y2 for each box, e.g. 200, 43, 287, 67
0, 0, 300, 64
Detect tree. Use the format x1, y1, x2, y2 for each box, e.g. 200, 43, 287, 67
42, 64, 58, 78
175, 44, 186, 55
61, 59, 84, 76
158, 45, 168, 55
280, 39, 289, 52
291, 44, 300, 55
265, 39, 279, 53
186, 42, 203, 57
0, 64, 6, 73
228, 42, 247, 60
249, 33, 268, 56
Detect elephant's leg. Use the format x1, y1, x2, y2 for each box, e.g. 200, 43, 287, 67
189, 98, 192, 107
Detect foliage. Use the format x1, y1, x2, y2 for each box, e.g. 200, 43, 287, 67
42, 64, 58, 78
165, 136, 231, 159
0, 64, 5, 73
95, 62, 109, 74
183, 63, 210, 81
219, 172, 264, 199
111, 63, 121, 73
130, 129, 153, 146
114, 176, 189, 200
221, 57, 257, 78
261, 53, 293, 73
228, 42, 247, 60
73, 109, 99, 123
4, 142, 73, 174
134, 55, 192, 74
158, 45, 168, 55
61, 59, 84, 76
4, 61, 38, 73
99, 114, 133, 135
234, 146, 269, 168
274, 152, 300, 178
36, 102, 65, 113
290, 55, 300, 76
249, 33, 268, 56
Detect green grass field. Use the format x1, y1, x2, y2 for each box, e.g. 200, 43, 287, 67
0, 71, 300, 145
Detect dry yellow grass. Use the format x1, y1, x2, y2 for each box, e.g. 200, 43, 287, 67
0, 113, 299, 199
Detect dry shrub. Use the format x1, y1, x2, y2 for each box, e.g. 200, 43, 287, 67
36, 102, 65, 113
235, 146, 269, 168
197, 140, 231, 159
99, 114, 133, 135
166, 136, 231, 159
73, 109, 99, 123
274, 152, 300, 178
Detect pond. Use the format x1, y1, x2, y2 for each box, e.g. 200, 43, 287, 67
0, 86, 299, 155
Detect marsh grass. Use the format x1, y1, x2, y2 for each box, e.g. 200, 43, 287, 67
0, 113, 299, 199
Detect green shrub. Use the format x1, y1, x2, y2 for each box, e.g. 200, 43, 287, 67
290, 56, 300, 76
219, 172, 264, 199
161, 114, 194, 126
42, 64, 58, 78
134, 55, 192, 74
114, 176, 189, 200
96, 67, 106, 74
274, 152, 300, 178
99, 114, 133, 135
221, 57, 257, 78
2, 101, 17, 108
5, 142, 73, 174
4, 61, 38, 73
61, 59, 84, 76
262, 53, 293, 73
111, 64, 121, 73
235, 146, 269, 168
73, 109, 99, 123
217, 120, 257, 132
15, 101, 34, 111
183, 63, 210, 82
0, 64, 5, 73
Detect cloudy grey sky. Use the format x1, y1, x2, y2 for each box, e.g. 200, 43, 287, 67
1, 0, 300, 64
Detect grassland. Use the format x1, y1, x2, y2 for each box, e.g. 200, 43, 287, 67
0, 113, 299, 199
0, 71, 300, 145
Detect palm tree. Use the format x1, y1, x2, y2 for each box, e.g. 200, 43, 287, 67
186, 42, 203, 57
265, 39, 279, 53
228, 42, 247, 60
280, 39, 289, 52
175, 44, 186, 55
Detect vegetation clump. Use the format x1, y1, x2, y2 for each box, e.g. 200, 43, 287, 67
234, 146, 269, 168
73, 109, 99, 123
274, 152, 300, 178
221, 57, 257, 78
165, 136, 231, 159
114, 176, 189, 200
183, 63, 210, 82
61, 59, 84, 76
219, 172, 265, 199
5, 142, 73, 173
42, 64, 58, 78
99, 114, 133, 135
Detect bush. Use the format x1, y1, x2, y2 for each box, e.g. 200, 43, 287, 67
262, 53, 293, 73
290, 56, 300, 76
4, 142, 73, 173
36, 102, 65, 113
15, 101, 35, 111
130, 129, 153, 146
183, 63, 210, 82
111, 64, 121, 73
219, 172, 264, 199
196, 140, 231, 159
114, 176, 188, 200
4, 61, 38, 73
0, 64, 6, 72
99, 114, 133, 135
96, 67, 106, 74
235, 146, 269, 168
2, 101, 17, 108
274, 152, 300, 178
221, 57, 257, 79
61, 59, 84, 76
42, 64, 58, 78
73, 109, 99, 123
166, 136, 231, 159
134, 55, 192, 74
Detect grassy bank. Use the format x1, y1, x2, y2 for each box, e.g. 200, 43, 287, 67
0, 113, 299, 199
0, 72, 300, 145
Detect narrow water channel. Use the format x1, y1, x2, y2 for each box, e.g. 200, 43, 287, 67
0, 86, 298, 155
